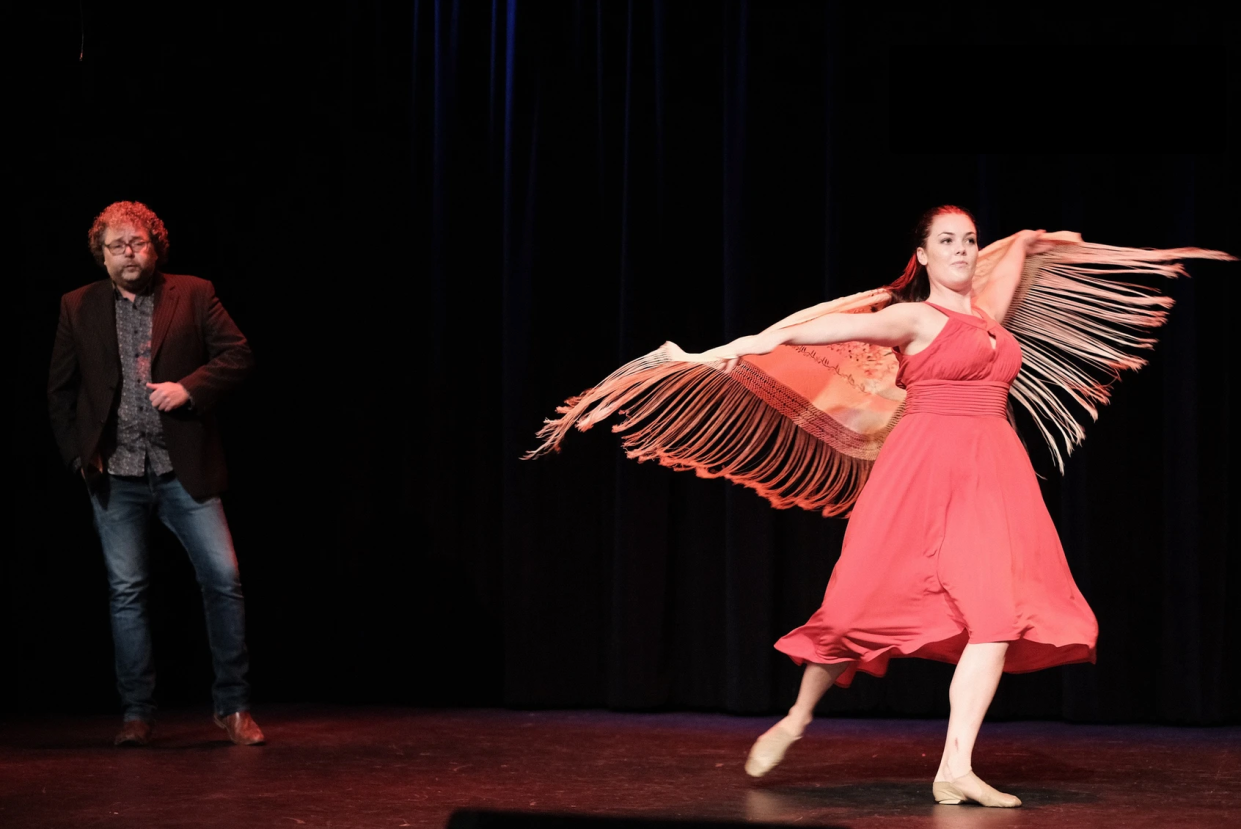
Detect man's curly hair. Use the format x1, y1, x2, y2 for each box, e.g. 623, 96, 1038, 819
87, 201, 170, 267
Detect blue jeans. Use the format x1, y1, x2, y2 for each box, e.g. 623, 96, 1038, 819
89, 469, 251, 721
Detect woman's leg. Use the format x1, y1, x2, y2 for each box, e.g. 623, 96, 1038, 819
782, 661, 848, 735
746, 661, 849, 777
933, 642, 1020, 807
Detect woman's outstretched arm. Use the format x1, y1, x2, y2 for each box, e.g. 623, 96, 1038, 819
700, 302, 927, 373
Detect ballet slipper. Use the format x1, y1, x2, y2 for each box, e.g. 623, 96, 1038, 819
932, 770, 1022, 808
744, 723, 802, 778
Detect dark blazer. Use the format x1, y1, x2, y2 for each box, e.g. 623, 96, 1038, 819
48, 272, 254, 500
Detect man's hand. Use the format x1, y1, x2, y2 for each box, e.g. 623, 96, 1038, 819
146, 382, 191, 411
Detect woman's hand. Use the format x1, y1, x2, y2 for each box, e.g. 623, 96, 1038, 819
977, 228, 1084, 320
1016, 229, 1056, 256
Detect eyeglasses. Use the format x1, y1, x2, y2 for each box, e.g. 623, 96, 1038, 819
104, 239, 151, 255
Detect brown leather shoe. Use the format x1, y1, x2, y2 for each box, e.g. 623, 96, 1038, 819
213, 711, 265, 745
114, 719, 153, 746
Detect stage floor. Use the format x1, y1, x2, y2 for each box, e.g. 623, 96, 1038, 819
1, 707, 1237, 828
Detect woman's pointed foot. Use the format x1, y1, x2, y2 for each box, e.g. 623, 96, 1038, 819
745, 722, 803, 778
932, 771, 1021, 808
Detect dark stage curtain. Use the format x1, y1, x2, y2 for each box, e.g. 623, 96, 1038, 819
13, 2, 1238, 724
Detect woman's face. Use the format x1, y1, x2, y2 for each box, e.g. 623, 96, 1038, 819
916, 212, 977, 293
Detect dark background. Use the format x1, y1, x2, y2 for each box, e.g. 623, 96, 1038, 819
12, 2, 1238, 725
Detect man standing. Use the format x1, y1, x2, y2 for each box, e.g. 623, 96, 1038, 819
48, 201, 264, 746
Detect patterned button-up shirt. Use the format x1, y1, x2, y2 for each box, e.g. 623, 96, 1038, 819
106, 289, 174, 477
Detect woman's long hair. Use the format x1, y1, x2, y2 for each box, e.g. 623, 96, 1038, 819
886, 205, 977, 304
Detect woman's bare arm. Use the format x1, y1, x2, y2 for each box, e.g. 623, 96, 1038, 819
701, 302, 927, 372
975, 230, 1054, 321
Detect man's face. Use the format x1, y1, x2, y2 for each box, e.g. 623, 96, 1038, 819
102, 223, 157, 294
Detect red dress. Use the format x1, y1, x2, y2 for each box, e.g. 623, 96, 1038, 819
775, 303, 1098, 685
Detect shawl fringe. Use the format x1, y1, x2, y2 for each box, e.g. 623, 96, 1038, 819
1005, 243, 1234, 470
528, 239, 1234, 514
525, 347, 874, 516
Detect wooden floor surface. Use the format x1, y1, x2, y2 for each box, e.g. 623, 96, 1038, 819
2, 707, 1237, 828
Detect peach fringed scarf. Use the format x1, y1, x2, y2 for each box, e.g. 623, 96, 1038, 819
526, 233, 1234, 516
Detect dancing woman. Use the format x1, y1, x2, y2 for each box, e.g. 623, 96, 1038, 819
705, 206, 1072, 808
528, 204, 1232, 808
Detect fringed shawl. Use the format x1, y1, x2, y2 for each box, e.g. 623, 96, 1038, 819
526, 233, 1234, 516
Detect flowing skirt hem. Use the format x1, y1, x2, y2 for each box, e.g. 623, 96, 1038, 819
774, 626, 1097, 688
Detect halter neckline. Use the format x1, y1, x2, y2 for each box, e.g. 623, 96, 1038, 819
924, 301, 997, 329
